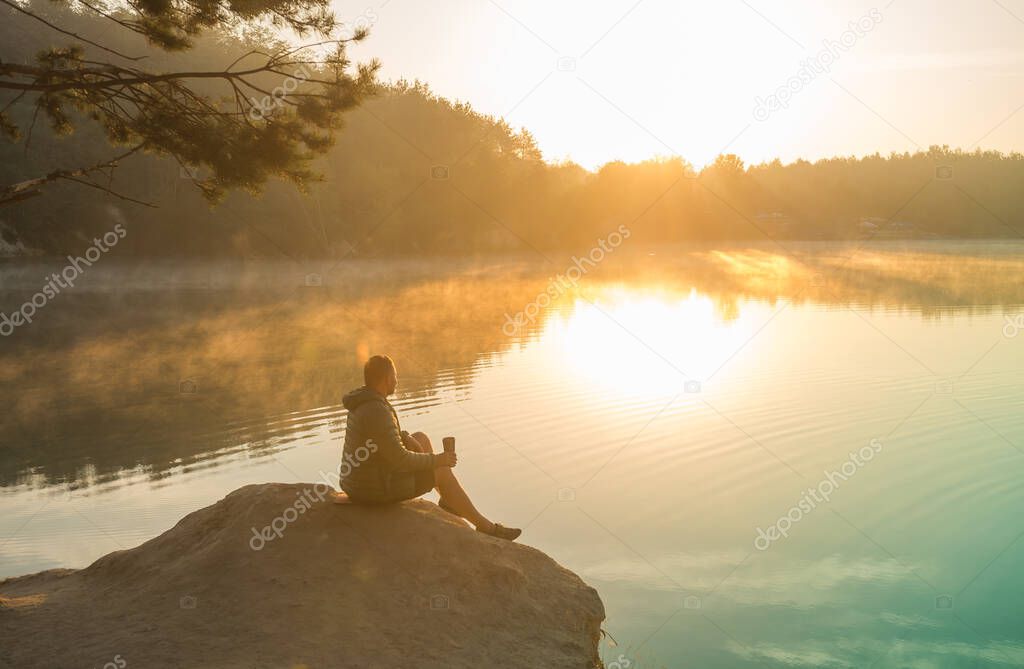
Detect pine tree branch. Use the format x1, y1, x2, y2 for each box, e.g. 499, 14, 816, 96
0, 144, 149, 206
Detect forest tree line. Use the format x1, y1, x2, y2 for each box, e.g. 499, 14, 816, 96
2, 1, 1022, 257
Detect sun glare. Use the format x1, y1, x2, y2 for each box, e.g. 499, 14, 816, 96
546, 288, 760, 399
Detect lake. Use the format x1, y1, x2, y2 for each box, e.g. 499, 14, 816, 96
2, 241, 1024, 668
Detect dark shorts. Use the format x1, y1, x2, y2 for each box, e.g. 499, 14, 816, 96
346, 469, 436, 504
389, 468, 436, 502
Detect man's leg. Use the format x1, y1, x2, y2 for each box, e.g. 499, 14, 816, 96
406, 431, 496, 532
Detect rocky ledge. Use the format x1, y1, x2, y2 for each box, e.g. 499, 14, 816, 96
0, 483, 605, 668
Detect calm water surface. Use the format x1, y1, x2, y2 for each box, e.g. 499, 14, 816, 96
2, 242, 1024, 668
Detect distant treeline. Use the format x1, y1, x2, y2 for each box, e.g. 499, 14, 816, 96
2, 2, 1022, 257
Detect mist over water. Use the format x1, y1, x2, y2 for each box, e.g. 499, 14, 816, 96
2, 241, 1024, 668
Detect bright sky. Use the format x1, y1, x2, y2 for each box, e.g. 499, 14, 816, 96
339, 0, 1024, 169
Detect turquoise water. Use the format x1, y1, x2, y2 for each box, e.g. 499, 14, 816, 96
2, 242, 1023, 667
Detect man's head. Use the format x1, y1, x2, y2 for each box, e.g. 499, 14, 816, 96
364, 354, 398, 396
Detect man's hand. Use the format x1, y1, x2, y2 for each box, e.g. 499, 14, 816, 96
434, 452, 457, 468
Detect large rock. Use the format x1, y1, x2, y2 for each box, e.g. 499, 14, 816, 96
0, 483, 605, 668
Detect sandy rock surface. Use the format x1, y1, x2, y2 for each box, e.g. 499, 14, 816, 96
0, 483, 605, 669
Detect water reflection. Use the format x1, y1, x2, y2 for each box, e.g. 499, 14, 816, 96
1, 242, 1023, 490
3, 243, 1024, 668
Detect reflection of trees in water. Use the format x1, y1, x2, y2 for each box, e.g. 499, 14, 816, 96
2, 245, 1022, 489
604, 243, 1024, 321
0, 265, 551, 488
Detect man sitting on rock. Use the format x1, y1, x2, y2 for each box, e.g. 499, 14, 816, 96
339, 354, 522, 541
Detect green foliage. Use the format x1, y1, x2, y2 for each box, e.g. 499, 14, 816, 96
0, 0, 376, 204
116, 0, 336, 50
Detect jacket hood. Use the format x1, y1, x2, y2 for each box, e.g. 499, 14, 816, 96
342, 386, 388, 411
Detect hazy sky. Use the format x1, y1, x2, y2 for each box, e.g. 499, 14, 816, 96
339, 0, 1024, 169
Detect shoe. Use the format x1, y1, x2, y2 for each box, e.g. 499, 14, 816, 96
477, 523, 522, 542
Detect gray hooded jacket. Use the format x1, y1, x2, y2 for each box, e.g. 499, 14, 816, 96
339, 386, 435, 502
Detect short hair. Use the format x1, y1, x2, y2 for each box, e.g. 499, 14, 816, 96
364, 354, 395, 386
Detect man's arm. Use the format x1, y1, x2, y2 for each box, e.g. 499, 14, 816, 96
366, 404, 436, 472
